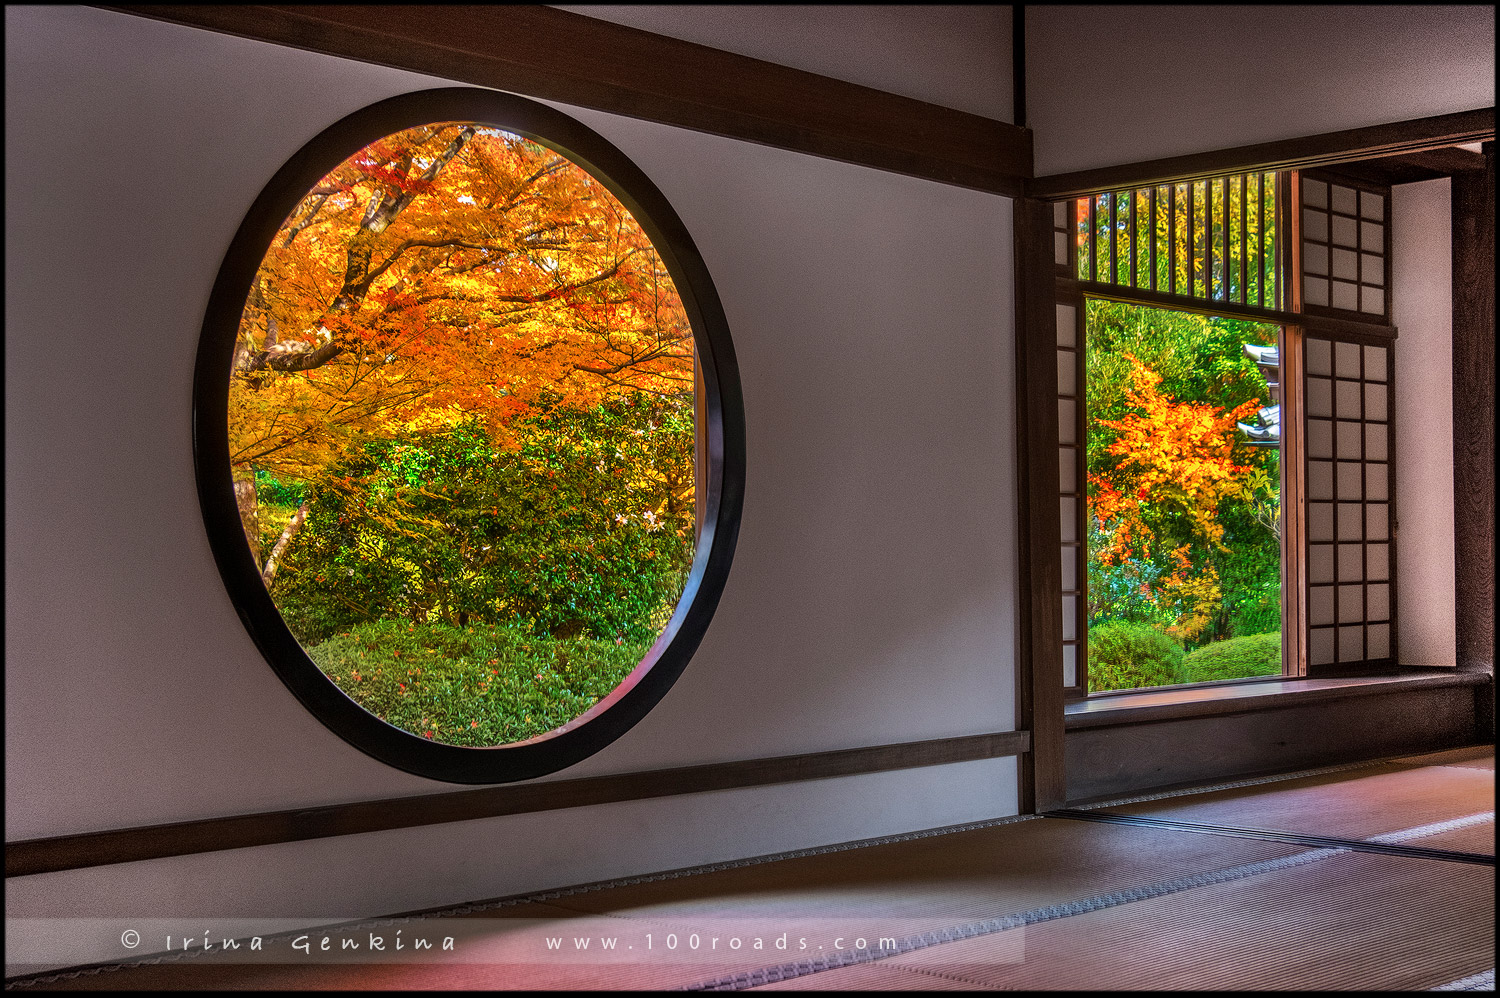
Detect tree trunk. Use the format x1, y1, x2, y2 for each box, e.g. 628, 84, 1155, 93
234, 474, 261, 566
261, 503, 309, 588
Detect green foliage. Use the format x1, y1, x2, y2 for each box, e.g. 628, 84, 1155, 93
228, 124, 701, 747
267, 390, 695, 645
502, 390, 696, 640
1086, 517, 1180, 634
309, 620, 655, 746
1215, 502, 1283, 638
1087, 620, 1186, 693
1181, 631, 1281, 683
254, 465, 306, 508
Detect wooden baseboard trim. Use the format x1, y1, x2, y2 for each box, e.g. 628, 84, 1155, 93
5, 729, 1029, 878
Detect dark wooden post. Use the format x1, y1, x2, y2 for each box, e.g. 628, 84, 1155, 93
1015, 196, 1067, 810
1450, 142, 1494, 737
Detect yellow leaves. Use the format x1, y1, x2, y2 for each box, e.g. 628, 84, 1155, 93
1160, 567, 1223, 644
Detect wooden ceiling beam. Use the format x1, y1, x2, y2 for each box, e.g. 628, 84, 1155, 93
97, 4, 1032, 195
1028, 108, 1494, 199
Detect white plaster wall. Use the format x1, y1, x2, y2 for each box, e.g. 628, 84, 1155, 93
1028, 5, 1495, 176
1391, 179, 1456, 667
4, 5, 1019, 960
555, 3, 1013, 122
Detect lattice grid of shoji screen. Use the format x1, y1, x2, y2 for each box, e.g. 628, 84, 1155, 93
1056, 287, 1087, 696
1053, 199, 1073, 274
1303, 335, 1397, 667
1300, 173, 1390, 320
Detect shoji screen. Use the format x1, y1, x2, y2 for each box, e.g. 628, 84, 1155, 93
1302, 334, 1397, 668
1056, 294, 1086, 695
1299, 171, 1396, 670
1300, 173, 1390, 321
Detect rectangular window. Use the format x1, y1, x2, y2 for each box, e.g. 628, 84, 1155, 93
1056, 169, 1396, 696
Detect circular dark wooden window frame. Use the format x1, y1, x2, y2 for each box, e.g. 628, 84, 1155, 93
193, 88, 744, 784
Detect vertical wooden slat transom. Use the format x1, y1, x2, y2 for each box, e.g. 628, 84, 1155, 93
1074, 171, 1281, 311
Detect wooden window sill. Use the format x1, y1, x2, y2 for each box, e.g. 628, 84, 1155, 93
1064, 668, 1489, 730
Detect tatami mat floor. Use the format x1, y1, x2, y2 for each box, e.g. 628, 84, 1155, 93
7, 745, 1494, 991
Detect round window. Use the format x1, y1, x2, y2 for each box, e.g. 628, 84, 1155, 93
194, 89, 743, 783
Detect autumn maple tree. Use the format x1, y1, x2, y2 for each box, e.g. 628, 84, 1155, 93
1088, 353, 1261, 643
228, 123, 694, 582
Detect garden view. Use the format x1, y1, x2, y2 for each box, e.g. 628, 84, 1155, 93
228, 123, 697, 747
1085, 300, 1283, 692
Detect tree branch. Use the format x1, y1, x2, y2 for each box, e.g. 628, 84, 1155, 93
241, 339, 344, 374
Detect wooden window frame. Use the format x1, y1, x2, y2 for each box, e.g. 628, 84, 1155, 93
1017, 111, 1495, 809
1057, 173, 1302, 699
1055, 288, 1087, 698
1057, 169, 1401, 693
1074, 172, 1283, 312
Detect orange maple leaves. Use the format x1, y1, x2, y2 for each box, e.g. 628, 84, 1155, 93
1088, 354, 1259, 641
229, 123, 694, 485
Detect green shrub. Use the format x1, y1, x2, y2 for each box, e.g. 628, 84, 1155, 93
1181, 631, 1281, 683
1087, 620, 1186, 693
307, 619, 655, 747
268, 397, 695, 646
